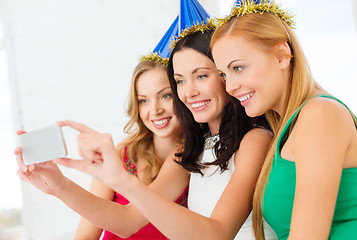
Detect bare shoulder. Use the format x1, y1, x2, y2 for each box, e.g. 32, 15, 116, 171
293, 96, 355, 167
149, 144, 189, 201
164, 144, 184, 164
234, 128, 272, 167
240, 127, 273, 147
160, 144, 188, 175
297, 96, 355, 135
300, 97, 353, 123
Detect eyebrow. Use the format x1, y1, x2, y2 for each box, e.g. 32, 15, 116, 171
157, 87, 171, 95
192, 67, 210, 74
137, 87, 171, 97
227, 59, 243, 69
174, 67, 211, 77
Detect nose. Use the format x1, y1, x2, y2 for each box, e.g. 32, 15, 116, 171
225, 74, 241, 96
152, 99, 164, 115
185, 81, 199, 99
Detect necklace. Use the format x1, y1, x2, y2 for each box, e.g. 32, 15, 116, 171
204, 134, 219, 150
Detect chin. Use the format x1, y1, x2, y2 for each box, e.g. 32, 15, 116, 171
193, 117, 207, 124
157, 131, 175, 139
244, 108, 262, 118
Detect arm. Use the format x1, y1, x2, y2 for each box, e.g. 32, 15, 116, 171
74, 179, 114, 240
59, 123, 271, 240
288, 98, 354, 239
56, 153, 189, 238
15, 148, 149, 238
122, 128, 271, 240
16, 127, 189, 238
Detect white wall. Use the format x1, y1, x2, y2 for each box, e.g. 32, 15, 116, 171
1, 0, 355, 239
281, 0, 357, 113
0, 0, 182, 239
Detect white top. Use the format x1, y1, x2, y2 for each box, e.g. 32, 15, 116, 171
188, 148, 277, 240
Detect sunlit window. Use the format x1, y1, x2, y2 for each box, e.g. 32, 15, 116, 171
0, 14, 24, 240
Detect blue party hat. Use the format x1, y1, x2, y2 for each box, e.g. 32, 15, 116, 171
170, 0, 214, 50
152, 15, 179, 61
179, 0, 211, 31
142, 0, 211, 65
141, 15, 179, 65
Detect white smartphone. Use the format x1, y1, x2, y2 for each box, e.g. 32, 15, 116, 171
18, 125, 68, 165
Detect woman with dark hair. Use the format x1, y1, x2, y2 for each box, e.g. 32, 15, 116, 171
167, 26, 269, 176
17, 22, 277, 239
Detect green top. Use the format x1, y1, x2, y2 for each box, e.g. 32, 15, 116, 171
263, 95, 357, 240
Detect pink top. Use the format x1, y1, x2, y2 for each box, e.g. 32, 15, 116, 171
102, 147, 188, 240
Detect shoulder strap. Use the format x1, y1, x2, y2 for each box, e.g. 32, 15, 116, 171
123, 145, 128, 163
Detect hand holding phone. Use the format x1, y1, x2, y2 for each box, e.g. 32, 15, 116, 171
18, 125, 68, 165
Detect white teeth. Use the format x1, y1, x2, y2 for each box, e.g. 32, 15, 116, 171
238, 92, 254, 102
191, 101, 209, 108
153, 118, 169, 126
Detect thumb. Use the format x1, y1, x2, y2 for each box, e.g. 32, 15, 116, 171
27, 162, 59, 177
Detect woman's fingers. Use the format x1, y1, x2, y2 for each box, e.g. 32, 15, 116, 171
15, 147, 29, 172
92, 153, 103, 162
54, 158, 88, 172
57, 120, 95, 133
54, 157, 104, 179
15, 146, 32, 183
79, 146, 103, 163
17, 169, 30, 183
17, 130, 27, 135
14, 146, 21, 155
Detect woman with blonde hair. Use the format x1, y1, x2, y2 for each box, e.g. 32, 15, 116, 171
16, 58, 188, 240
73, 59, 187, 239
211, 1, 357, 239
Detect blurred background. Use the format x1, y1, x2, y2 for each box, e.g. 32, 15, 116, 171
0, 0, 356, 239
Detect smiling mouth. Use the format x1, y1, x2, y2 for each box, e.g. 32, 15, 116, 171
152, 117, 171, 128
237, 92, 254, 102
190, 100, 210, 109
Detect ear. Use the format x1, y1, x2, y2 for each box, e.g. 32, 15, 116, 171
276, 42, 292, 70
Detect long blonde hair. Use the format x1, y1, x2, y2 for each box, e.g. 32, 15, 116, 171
212, 13, 324, 239
117, 60, 177, 185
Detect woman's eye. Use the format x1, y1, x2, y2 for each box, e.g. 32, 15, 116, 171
176, 79, 184, 85
198, 75, 207, 80
233, 66, 244, 73
162, 93, 172, 100
138, 99, 147, 104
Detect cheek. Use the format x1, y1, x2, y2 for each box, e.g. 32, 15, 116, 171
176, 87, 186, 103
138, 107, 146, 120
212, 80, 227, 96
220, 93, 230, 109
242, 67, 260, 85
164, 101, 174, 115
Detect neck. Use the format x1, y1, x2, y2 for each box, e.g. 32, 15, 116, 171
207, 119, 221, 136
273, 69, 291, 116
153, 134, 178, 162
